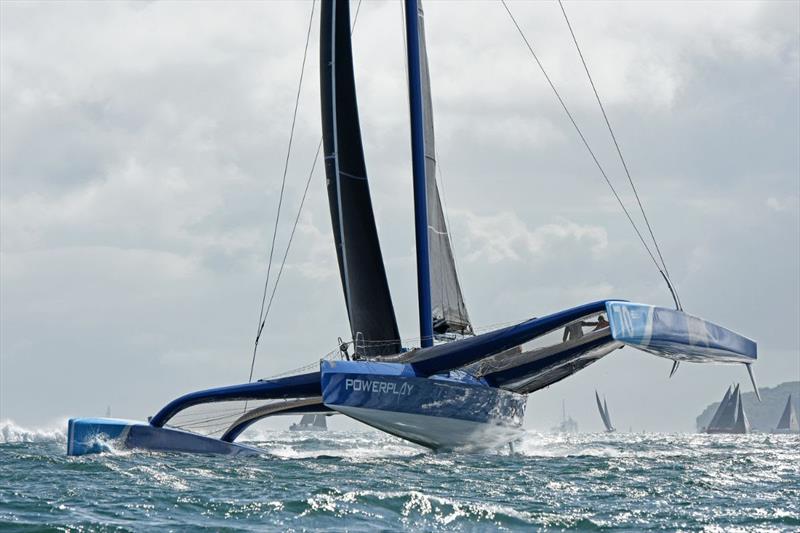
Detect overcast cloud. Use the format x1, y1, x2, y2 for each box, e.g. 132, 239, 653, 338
1, 0, 798, 433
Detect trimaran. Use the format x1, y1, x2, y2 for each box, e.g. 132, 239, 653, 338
67, 0, 758, 456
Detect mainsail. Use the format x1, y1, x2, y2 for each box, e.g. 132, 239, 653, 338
313, 415, 328, 429
320, 0, 401, 356
714, 384, 740, 430
775, 395, 799, 432
707, 386, 733, 430
416, 2, 471, 336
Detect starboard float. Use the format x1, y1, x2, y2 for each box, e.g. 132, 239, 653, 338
67, 0, 758, 456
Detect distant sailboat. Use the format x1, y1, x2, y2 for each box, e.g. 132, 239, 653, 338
290, 414, 328, 432
595, 391, 615, 433
773, 395, 799, 434
706, 384, 749, 434
706, 385, 733, 431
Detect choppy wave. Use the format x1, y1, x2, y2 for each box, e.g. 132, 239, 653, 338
1, 429, 798, 530
0, 419, 66, 444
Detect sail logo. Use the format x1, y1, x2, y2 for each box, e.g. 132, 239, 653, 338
345, 378, 415, 396
608, 303, 653, 342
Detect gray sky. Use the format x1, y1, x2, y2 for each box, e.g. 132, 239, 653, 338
1, 0, 798, 433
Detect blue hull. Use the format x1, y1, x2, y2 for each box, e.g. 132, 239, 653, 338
67, 418, 261, 457
606, 302, 757, 363
321, 360, 526, 451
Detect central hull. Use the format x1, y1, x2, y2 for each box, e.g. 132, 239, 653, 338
321, 360, 526, 451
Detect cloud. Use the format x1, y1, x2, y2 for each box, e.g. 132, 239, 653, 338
453, 209, 608, 264
1, 1, 797, 432
766, 196, 799, 212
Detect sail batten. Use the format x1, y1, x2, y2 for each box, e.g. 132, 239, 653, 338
417, 2, 472, 336
320, 0, 401, 356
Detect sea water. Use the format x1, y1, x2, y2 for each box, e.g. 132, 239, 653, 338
1, 423, 798, 531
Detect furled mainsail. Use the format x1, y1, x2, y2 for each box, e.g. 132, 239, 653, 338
417, 2, 472, 336
320, 0, 401, 356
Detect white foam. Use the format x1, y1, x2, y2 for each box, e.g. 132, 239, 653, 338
301, 489, 535, 525
0, 419, 66, 444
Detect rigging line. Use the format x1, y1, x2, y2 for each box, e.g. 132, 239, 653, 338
259, 141, 323, 342
556, 0, 681, 309
248, 140, 322, 384
248, 0, 365, 383
251, 0, 317, 382
500, 0, 675, 301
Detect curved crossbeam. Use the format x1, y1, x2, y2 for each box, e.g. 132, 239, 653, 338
149, 371, 321, 428
220, 396, 331, 442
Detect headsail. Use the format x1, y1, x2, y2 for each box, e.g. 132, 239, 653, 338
320, 0, 401, 356
732, 391, 750, 434
416, 1, 471, 336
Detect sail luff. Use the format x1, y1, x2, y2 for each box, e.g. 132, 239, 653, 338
416, 0, 472, 336
320, 0, 401, 356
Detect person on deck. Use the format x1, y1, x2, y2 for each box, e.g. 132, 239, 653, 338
593, 314, 609, 331
562, 321, 585, 342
